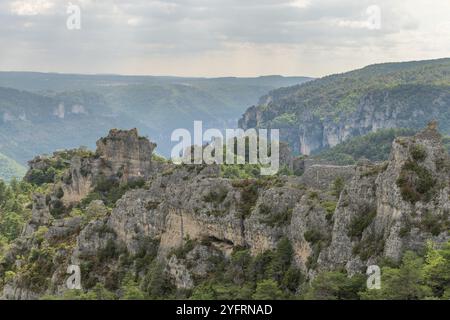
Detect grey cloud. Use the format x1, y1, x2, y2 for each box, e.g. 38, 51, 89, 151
0, 0, 446, 76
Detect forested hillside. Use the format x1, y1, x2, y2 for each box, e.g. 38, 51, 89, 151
313, 128, 416, 164
240, 58, 450, 155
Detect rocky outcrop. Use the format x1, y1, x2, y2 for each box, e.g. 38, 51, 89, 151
21, 194, 52, 236
320, 121, 450, 274
61, 156, 93, 204
58, 129, 157, 204
96, 128, 156, 181
2, 122, 449, 299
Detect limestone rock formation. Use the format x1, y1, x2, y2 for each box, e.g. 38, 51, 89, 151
96, 128, 156, 181
58, 129, 156, 204
320, 121, 450, 274
2, 122, 449, 299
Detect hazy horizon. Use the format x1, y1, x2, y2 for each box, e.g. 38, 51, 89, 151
2, 56, 449, 80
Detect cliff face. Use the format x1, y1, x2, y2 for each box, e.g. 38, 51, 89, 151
320, 121, 450, 274
239, 59, 450, 155
1, 123, 449, 299
241, 88, 450, 155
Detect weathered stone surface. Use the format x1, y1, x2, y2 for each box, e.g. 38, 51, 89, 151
3, 122, 449, 298
1, 283, 40, 300
61, 128, 157, 204
21, 194, 52, 236
96, 128, 156, 181
45, 216, 82, 241
61, 156, 93, 204
319, 122, 450, 273
167, 255, 194, 290
299, 164, 355, 190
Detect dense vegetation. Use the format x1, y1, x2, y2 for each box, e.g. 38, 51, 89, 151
39, 238, 450, 300
0, 179, 34, 258
251, 58, 450, 127
242, 58, 450, 155
314, 128, 417, 164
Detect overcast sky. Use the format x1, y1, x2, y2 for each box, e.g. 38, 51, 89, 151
1, 0, 449, 77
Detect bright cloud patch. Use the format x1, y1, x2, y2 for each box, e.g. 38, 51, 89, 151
290, 0, 311, 9
10, 0, 54, 16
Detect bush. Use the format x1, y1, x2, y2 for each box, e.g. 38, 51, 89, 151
397, 161, 436, 203
27, 168, 56, 185
258, 204, 271, 215
277, 165, 294, 176
203, 187, 228, 204
410, 145, 427, 162
236, 181, 259, 218
352, 233, 385, 261
360, 251, 432, 300
332, 177, 345, 197
81, 177, 147, 208
304, 271, 365, 300
260, 208, 293, 228
120, 274, 146, 300
421, 211, 446, 236
49, 199, 65, 218
142, 261, 175, 298
304, 229, 324, 244
170, 238, 196, 260
348, 209, 377, 238
252, 279, 284, 300
314, 128, 417, 164
304, 231, 330, 270
220, 164, 260, 179
306, 242, 323, 270
98, 239, 122, 262
321, 201, 337, 221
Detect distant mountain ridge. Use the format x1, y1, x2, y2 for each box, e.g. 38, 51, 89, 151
0, 72, 311, 93
239, 58, 450, 155
0, 73, 312, 180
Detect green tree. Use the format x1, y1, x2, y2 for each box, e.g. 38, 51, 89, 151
331, 177, 345, 197
143, 261, 174, 299
191, 282, 218, 300
82, 283, 116, 300
423, 241, 450, 298
252, 279, 284, 300
228, 249, 252, 285
360, 251, 432, 300
270, 237, 294, 282
121, 274, 145, 300
304, 271, 365, 300
281, 266, 303, 293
